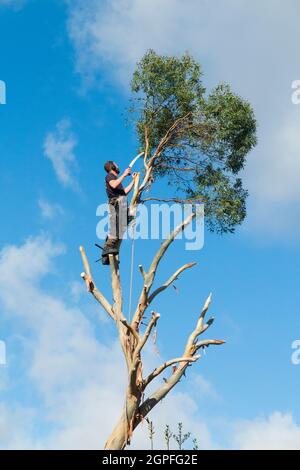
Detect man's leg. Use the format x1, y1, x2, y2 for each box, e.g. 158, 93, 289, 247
111, 196, 127, 257
101, 200, 120, 264
101, 196, 132, 265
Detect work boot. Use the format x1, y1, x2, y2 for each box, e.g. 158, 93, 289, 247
101, 254, 110, 265
101, 238, 119, 265
101, 251, 120, 265
127, 214, 135, 225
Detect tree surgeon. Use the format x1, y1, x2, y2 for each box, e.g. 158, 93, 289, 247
80, 50, 257, 449
102, 161, 137, 265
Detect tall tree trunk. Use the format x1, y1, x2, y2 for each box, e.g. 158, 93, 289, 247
104, 391, 141, 450
80, 210, 224, 450
104, 413, 127, 450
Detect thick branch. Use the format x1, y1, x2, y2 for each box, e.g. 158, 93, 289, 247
134, 292, 224, 425
133, 311, 160, 362
136, 113, 192, 202
146, 211, 196, 292
120, 317, 140, 343
157, 165, 195, 171
148, 262, 196, 304
109, 254, 123, 322
200, 317, 215, 335
143, 356, 200, 388
130, 172, 141, 209
138, 264, 147, 281
131, 211, 196, 328
109, 254, 132, 369
79, 246, 114, 320
136, 362, 191, 423
142, 196, 203, 204
195, 339, 225, 351
185, 293, 212, 352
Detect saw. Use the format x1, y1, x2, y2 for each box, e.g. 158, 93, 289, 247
128, 152, 144, 169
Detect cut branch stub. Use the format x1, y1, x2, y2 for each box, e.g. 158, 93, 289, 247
195, 339, 225, 351
200, 292, 212, 320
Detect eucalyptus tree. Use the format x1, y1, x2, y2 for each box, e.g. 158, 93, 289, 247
80, 50, 257, 450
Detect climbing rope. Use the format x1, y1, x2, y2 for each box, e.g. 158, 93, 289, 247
128, 222, 136, 322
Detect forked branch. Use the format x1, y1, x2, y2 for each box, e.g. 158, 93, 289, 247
131, 211, 196, 329
148, 262, 197, 304
80, 117, 225, 450
135, 293, 225, 425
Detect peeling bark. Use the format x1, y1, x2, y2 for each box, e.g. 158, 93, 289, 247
80, 123, 225, 449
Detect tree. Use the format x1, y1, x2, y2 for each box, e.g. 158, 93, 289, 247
164, 425, 172, 450
192, 438, 199, 451
146, 418, 155, 450
173, 422, 191, 450
130, 49, 257, 233
79, 50, 257, 450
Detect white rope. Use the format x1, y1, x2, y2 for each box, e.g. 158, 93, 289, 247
124, 222, 136, 445
128, 223, 136, 322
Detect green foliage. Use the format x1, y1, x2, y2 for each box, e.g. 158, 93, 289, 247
129, 50, 257, 234
131, 50, 205, 151
187, 168, 248, 233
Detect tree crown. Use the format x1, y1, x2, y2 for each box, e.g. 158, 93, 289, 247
129, 49, 257, 233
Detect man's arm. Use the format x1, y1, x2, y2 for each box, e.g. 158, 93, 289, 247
109, 167, 131, 189
124, 173, 138, 195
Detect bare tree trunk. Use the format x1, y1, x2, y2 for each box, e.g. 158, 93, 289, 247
81, 226, 223, 449
80, 122, 225, 450
104, 411, 128, 450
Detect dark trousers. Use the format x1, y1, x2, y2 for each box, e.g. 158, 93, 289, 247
103, 196, 129, 255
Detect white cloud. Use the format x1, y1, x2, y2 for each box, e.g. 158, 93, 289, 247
0, 0, 26, 10
2, 236, 300, 450
44, 119, 80, 191
0, 235, 217, 449
66, 0, 300, 235
67, 0, 195, 88
38, 199, 64, 220
131, 390, 214, 450
0, 235, 124, 448
190, 373, 221, 402
0, 403, 41, 450
243, 109, 300, 237
233, 412, 300, 450
69, 280, 85, 302
247, 114, 300, 204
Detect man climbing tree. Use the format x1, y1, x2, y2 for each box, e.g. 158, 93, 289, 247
101, 161, 137, 265
80, 50, 257, 449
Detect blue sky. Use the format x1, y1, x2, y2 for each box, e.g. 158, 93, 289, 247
0, 0, 300, 449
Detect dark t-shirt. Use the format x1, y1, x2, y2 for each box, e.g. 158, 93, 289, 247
105, 173, 126, 200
